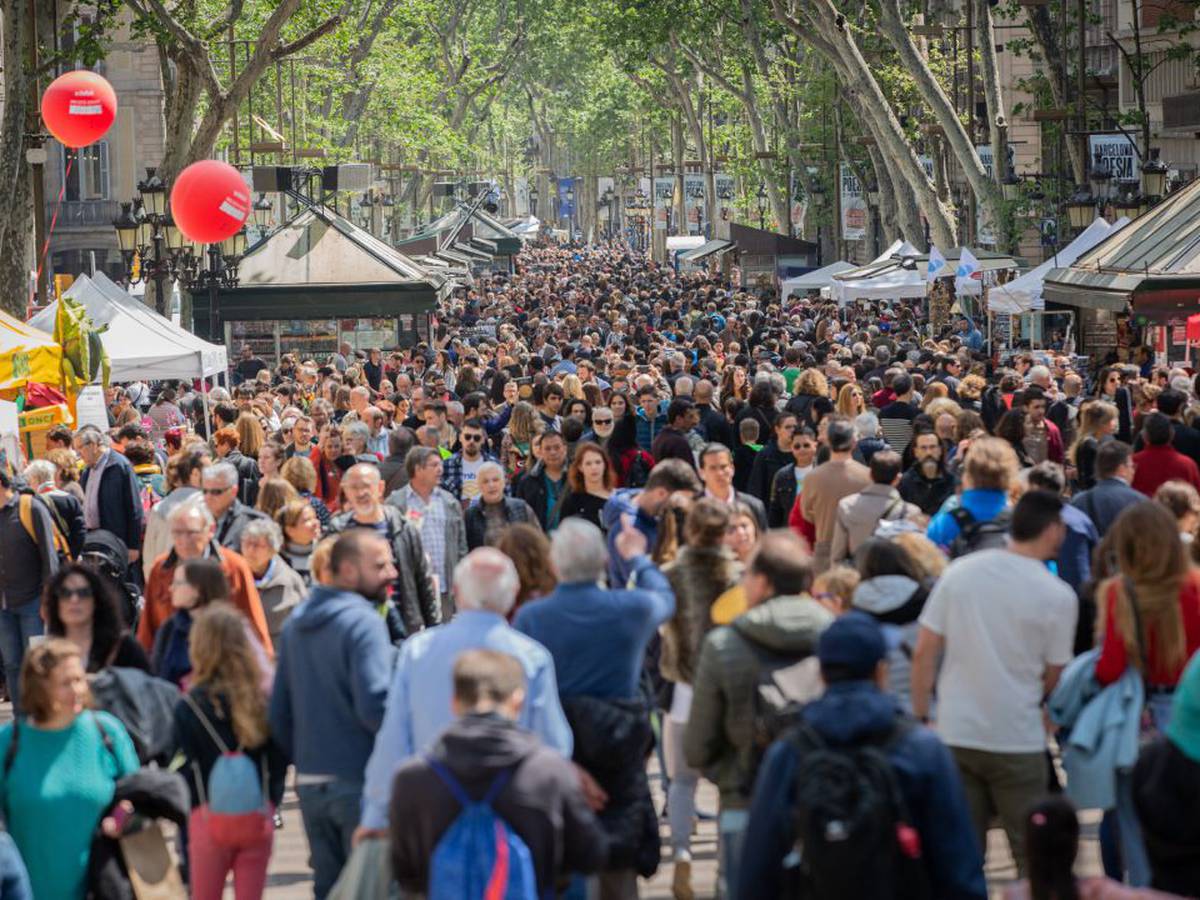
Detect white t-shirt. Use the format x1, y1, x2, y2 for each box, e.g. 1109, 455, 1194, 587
460, 456, 486, 504
919, 549, 1077, 753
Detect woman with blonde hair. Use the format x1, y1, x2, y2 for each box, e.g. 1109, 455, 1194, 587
174, 605, 285, 900
1069, 400, 1118, 491
280, 455, 332, 532
927, 436, 1019, 550
501, 401, 541, 479
235, 412, 266, 460
1155, 480, 1200, 547
560, 373, 585, 400
46, 447, 86, 502
921, 381, 950, 408
836, 382, 866, 418
1094, 501, 1200, 885
788, 368, 830, 428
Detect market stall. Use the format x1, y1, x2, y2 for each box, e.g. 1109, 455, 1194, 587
191, 205, 451, 364
830, 241, 923, 304
1042, 178, 1200, 360
781, 261, 855, 300
30, 273, 227, 381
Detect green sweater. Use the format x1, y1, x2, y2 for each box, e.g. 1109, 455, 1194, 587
0, 711, 138, 898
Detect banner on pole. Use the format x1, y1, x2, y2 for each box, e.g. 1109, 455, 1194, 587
683, 173, 705, 235
840, 163, 866, 241
653, 177, 673, 231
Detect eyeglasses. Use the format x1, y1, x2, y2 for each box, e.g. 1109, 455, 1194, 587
593, 418, 613, 426
58, 586, 93, 601
171, 527, 207, 537
461, 434, 483, 442
202, 487, 233, 495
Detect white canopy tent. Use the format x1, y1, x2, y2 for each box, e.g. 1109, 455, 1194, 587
831, 240, 924, 304
30, 272, 228, 381
781, 261, 855, 300
987, 217, 1129, 314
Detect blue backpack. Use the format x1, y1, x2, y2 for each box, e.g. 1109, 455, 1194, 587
183, 694, 273, 849
426, 758, 539, 900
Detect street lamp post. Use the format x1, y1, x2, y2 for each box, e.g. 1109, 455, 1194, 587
529, 184, 539, 218
128, 168, 179, 315
756, 181, 768, 231
566, 183, 576, 239
602, 186, 615, 239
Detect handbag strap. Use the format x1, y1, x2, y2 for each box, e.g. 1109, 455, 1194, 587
181, 692, 233, 753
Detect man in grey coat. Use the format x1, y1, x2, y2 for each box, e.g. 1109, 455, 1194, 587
830, 451, 920, 564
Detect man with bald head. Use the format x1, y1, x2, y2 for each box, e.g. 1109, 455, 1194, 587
694, 378, 733, 447
329, 463, 440, 634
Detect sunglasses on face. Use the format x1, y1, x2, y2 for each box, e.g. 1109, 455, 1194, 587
594, 418, 613, 425
58, 586, 93, 601
461, 434, 484, 442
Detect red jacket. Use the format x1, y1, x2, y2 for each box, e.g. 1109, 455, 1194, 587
787, 490, 816, 549
1132, 444, 1200, 497
1096, 570, 1200, 687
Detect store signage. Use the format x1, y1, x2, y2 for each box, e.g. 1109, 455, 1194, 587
840, 163, 866, 241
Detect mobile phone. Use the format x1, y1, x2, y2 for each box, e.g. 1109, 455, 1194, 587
110, 804, 133, 834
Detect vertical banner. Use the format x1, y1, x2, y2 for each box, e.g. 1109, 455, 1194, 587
514, 177, 529, 217
1089, 134, 1140, 181
974, 144, 1012, 247
557, 177, 575, 220
715, 173, 734, 237
840, 163, 866, 242
653, 176, 673, 231
683, 173, 705, 235
789, 170, 805, 234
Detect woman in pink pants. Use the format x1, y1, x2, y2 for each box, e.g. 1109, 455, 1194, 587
173, 604, 286, 899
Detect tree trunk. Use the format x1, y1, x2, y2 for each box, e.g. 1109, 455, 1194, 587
0, 0, 32, 316
1026, 4, 1086, 184
773, 0, 957, 247
671, 116, 686, 234
875, 0, 1001, 242
976, 0, 1018, 251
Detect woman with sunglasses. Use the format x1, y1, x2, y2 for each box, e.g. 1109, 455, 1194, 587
1096, 365, 1135, 444
43, 564, 150, 674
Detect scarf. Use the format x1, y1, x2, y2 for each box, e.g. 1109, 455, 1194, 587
160, 610, 193, 687
83, 449, 115, 530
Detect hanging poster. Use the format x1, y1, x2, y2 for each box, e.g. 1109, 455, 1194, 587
557, 177, 576, 219
683, 173, 705, 235
653, 176, 673, 231
975, 144, 1004, 247
789, 170, 805, 234
840, 163, 866, 241
1089, 134, 1140, 181
514, 177, 530, 216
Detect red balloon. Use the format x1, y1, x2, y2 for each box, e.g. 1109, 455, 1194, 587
170, 161, 251, 244
41, 70, 117, 148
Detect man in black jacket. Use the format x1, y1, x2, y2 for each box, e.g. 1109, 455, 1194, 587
75, 425, 144, 564
0, 469, 59, 712
388, 649, 609, 897
650, 398, 698, 470
746, 412, 798, 504
898, 430, 955, 516
202, 462, 268, 551
694, 380, 733, 447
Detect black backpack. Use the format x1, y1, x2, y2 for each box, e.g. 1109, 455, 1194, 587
744, 652, 823, 795
948, 507, 1011, 559
625, 452, 651, 489
781, 720, 930, 900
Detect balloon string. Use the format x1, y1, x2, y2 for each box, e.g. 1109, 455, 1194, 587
30, 154, 73, 315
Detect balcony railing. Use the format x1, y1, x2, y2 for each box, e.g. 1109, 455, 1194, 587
47, 199, 120, 228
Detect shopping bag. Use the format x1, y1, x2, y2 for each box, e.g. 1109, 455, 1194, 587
327, 836, 393, 900
119, 823, 186, 900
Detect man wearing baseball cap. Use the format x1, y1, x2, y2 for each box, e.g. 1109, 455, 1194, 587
737, 613, 986, 899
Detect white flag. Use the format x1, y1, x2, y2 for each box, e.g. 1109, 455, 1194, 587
927, 245, 947, 283
955, 248, 982, 296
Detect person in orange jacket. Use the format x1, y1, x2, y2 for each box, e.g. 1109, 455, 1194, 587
136, 500, 273, 659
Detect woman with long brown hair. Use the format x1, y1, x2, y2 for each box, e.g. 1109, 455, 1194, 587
494, 523, 556, 620
719, 364, 749, 403
235, 412, 266, 460
1069, 400, 1118, 491
1093, 502, 1200, 887
556, 441, 615, 531
174, 605, 285, 900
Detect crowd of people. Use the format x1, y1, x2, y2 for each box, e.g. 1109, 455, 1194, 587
0, 242, 1199, 899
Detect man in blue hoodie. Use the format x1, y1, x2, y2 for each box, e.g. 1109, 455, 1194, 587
269, 530, 397, 898
738, 613, 987, 900
600, 458, 699, 587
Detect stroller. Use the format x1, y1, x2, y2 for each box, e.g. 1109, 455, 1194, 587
79, 530, 143, 631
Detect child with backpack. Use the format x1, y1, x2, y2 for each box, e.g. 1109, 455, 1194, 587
172, 605, 285, 900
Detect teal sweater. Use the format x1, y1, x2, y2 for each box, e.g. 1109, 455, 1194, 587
0, 711, 138, 898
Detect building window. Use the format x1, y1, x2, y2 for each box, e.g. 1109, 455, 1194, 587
63, 142, 109, 202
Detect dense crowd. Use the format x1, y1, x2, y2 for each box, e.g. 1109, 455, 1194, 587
0, 243, 1199, 899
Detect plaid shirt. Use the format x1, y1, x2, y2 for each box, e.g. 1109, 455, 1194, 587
397, 485, 449, 588
440, 450, 499, 502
